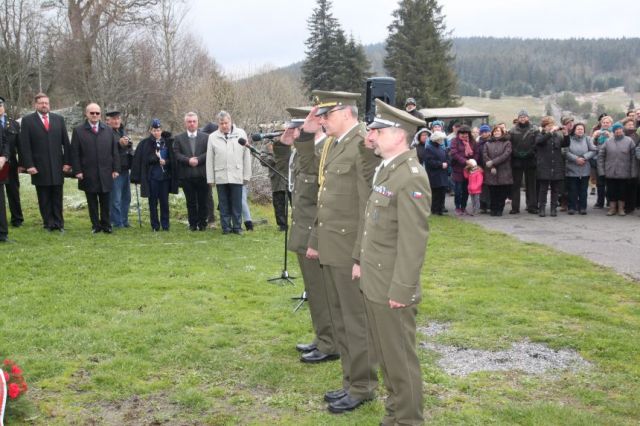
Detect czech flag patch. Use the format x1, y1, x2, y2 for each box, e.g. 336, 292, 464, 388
411, 191, 424, 199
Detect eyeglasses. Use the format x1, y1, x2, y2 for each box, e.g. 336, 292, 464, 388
320, 107, 345, 118
89, 112, 101, 116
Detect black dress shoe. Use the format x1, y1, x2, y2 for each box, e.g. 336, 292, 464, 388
0, 235, 15, 243
296, 342, 317, 353
103, 226, 113, 234
324, 389, 347, 403
300, 349, 339, 364
328, 394, 370, 414
11, 221, 23, 228
92, 227, 102, 234
509, 210, 519, 214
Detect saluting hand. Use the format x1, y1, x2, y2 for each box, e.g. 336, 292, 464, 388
302, 107, 322, 134
280, 127, 300, 146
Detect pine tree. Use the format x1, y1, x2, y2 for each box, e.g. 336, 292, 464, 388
301, 0, 341, 93
384, 0, 460, 108
302, 0, 371, 98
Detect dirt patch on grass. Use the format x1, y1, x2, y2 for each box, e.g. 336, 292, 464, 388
419, 322, 591, 377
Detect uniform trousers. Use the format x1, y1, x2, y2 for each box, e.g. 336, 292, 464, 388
322, 264, 377, 399
0, 184, 8, 237
35, 185, 64, 229
272, 190, 290, 229
149, 178, 170, 230
6, 166, 23, 225
296, 254, 335, 354
86, 191, 111, 230
365, 299, 423, 426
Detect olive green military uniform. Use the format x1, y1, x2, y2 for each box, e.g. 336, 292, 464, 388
312, 116, 380, 400
361, 100, 431, 425
288, 130, 335, 354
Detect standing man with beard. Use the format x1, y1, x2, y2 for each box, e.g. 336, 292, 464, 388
20, 93, 72, 232
509, 110, 539, 214
0, 97, 23, 228
281, 106, 338, 364
300, 90, 379, 414
362, 99, 431, 426
70, 103, 120, 233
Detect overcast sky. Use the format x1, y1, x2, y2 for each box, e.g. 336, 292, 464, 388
188, 0, 640, 74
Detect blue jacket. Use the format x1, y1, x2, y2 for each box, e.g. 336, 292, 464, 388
419, 141, 449, 188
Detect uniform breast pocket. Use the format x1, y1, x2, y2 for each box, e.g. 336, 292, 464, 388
325, 162, 353, 194
369, 193, 391, 222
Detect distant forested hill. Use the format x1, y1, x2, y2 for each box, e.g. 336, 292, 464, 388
362, 37, 640, 97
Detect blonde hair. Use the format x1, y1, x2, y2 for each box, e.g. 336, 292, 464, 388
540, 116, 555, 128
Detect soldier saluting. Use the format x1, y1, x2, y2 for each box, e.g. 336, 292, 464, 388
361, 99, 431, 426
300, 90, 379, 414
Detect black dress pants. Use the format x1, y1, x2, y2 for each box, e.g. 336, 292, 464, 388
181, 177, 209, 229
35, 185, 64, 229
0, 184, 8, 237
6, 166, 23, 225
511, 163, 537, 212
86, 191, 111, 230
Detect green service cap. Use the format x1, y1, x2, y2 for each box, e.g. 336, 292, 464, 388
286, 106, 311, 128
312, 90, 360, 116
367, 98, 425, 134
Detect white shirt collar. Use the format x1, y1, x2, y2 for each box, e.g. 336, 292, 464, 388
188, 131, 197, 138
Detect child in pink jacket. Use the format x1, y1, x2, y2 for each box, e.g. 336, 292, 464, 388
464, 159, 484, 215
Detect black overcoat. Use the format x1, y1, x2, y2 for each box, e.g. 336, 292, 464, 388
19, 111, 71, 186
70, 121, 120, 193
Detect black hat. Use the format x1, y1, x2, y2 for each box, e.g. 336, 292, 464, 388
457, 125, 472, 134
105, 110, 121, 118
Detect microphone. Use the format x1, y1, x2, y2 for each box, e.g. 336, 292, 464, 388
251, 131, 284, 142
238, 138, 260, 155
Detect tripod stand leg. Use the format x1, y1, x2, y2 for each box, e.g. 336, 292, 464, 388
292, 291, 307, 312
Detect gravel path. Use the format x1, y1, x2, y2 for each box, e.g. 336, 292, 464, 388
447, 191, 640, 281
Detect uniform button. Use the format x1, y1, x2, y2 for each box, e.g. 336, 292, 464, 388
308, 226, 312, 230
319, 222, 323, 227
377, 263, 381, 268
320, 204, 323, 208
323, 188, 326, 191
304, 179, 308, 183
375, 200, 379, 203
341, 229, 345, 233
292, 220, 296, 225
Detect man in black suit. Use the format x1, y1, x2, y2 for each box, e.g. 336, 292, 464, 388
19, 93, 71, 231
174, 112, 209, 231
0, 97, 23, 228
0, 105, 9, 242
70, 103, 120, 233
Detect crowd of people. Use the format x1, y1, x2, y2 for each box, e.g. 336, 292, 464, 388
413, 107, 640, 218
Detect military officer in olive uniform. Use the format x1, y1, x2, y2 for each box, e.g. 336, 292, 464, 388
281, 106, 338, 364
362, 99, 431, 425
259, 125, 292, 231
300, 90, 379, 413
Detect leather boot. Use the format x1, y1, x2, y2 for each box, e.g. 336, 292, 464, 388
607, 201, 617, 216
244, 220, 254, 231
617, 201, 626, 216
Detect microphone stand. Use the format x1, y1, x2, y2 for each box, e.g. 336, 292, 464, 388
243, 143, 296, 286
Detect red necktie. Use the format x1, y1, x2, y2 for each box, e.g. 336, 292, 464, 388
43, 114, 49, 131
92, 125, 98, 134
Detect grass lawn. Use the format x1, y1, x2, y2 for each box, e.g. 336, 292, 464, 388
1, 180, 639, 425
